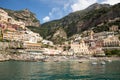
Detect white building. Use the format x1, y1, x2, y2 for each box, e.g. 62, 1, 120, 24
43, 48, 61, 55
23, 29, 43, 43
42, 40, 54, 46
103, 35, 120, 47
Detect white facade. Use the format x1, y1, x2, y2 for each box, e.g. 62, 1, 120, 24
103, 35, 120, 47
43, 48, 61, 55
42, 40, 53, 46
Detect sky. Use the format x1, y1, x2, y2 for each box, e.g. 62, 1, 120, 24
0, 0, 120, 24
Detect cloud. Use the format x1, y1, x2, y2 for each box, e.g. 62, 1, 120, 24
43, 6, 71, 23
42, 8, 63, 23
39, 0, 70, 6
49, 8, 59, 16
48, 8, 63, 20
101, 0, 120, 5
43, 16, 50, 22
42, 0, 72, 23
71, 0, 97, 12
64, 3, 70, 10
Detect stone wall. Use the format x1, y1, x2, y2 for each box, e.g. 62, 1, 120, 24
0, 42, 23, 50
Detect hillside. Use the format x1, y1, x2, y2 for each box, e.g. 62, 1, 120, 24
1, 8, 40, 27
36, 3, 120, 41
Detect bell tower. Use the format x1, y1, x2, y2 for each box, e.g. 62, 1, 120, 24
90, 30, 94, 40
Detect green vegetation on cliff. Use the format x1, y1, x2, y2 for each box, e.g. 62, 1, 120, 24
93, 18, 120, 33
105, 49, 120, 57
0, 29, 3, 41
40, 3, 120, 40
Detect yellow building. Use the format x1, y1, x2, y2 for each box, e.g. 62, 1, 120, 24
71, 39, 91, 55
23, 42, 41, 50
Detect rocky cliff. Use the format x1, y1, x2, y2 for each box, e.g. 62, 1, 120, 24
1, 8, 40, 27
51, 27, 67, 44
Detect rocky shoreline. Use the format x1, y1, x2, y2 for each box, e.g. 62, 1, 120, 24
0, 52, 120, 62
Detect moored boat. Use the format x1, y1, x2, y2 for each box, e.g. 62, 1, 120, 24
92, 62, 97, 65
100, 61, 106, 65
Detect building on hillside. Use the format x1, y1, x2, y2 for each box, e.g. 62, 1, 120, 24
29, 36, 38, 43
23, 42, 41, 50
0, 9, 15, 24
24, 30, 43, 43
84, 30, 96, 47
71, 39, 91, 56
3, 32, 21, 41
0, 8, 43, 45
43, 48, 61, 55
103, 35, 120, 47
84, 30, 105, 55
109, 25, 119, 31
3, 29, 43, 43
42, 40, 54, 46
89, 46, 105, 56
92, 31, 114, 39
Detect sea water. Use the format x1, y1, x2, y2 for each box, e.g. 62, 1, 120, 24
0, 61, 120, 80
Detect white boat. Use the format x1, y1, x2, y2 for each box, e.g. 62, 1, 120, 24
54, 60, 59, 62
92, 62, 97, 65
107, 60, 112, 62
100, 61, 106, 65
78, 60, 83, 63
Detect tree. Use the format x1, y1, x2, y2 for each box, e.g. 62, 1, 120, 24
118, 35, 120, 40
0, 29, 3, 41
105, 49, 112, 55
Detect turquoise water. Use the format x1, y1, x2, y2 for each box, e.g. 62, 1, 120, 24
0, 61, 120, 80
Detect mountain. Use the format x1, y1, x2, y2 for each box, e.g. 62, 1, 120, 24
85, 3, 110, 11
1, 8, 40, 27
39, 3, 120, 39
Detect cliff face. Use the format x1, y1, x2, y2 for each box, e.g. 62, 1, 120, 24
2, 8, 40, 27
52, 28, 67, 39
51, 28, 67, 44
